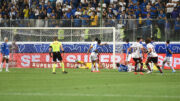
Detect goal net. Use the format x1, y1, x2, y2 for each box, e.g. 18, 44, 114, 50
0, 27, 124, 69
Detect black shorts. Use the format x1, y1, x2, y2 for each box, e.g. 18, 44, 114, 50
133, 58, 142, 63
147, 57, 158, 63
53, 52, 62, 62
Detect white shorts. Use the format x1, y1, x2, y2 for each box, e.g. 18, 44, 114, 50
126, 54, 132, 62
164, 56, 172, 63
90, 52, 98, 61
3, 55, 9, 59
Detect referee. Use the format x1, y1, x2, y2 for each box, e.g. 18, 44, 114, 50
49, 37, 67, 74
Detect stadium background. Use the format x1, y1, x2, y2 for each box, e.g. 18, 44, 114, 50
0, 0, 179, 69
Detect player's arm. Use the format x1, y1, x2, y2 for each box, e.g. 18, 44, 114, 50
127, 47, 132, 56
87, 46, 93, 54
99, 43, 107, 46
49, 46, 52, 57
60, 44, 64, 53
168, 47, 173, 54
147, 48, 152, 55
1, 44, 5, 56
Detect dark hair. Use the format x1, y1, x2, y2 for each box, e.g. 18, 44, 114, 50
98, 40, 101, 44
145, 38, 151, 44
126, 39, 129, 43
151, 37, 155, 41
116, 63, 120, 67
54, 37, 58, 41
137, 37, 141, 41
95, 38, 99, 41
166, 40, 170, 44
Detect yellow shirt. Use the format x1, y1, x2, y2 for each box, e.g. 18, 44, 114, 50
90, 15, 98, 26
50, 41, 62, 52
23, 9, 29, 18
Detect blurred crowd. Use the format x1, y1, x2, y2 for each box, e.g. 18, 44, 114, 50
0, 0, 179, 20
0, 0, 179, 41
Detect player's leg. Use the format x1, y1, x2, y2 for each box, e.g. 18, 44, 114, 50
0, 58, 5, 72
145, 58, 152, 74
5, 58, 9, 72
153, 57, 163, 73
90, 53, 96, 72
139, 58, 144, 75
154, 63, 163, 73
95, 60, 99, 72
133, 58, 138, 75
166, 57, 175, 72
162, 57, 167, 70
95, 53, 99, 72
91, 61, 95, 72
126, 54, 132, 72
150, 62, 154, 71
58, 52, 67, 73
52, 52, 57, 74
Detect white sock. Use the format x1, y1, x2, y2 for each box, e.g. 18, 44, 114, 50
150, 63, 154, 70
127, 64, 131, 71
95, 63, 99, 71
6, 63, 8, 71
91, 63, 95, 71
0, 63, 3, 71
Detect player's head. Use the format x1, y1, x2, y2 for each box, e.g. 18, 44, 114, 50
4, 37, 8, 42
116, 63, 120, 67
145, 38, 151, 44
166, 40, 170, 44
95, 37, 99, 42
140, 37, 143, 42
53, 37, 58, 41
98, 39, 101, 44
125, 39, 129, 43
136, 37, 141, 42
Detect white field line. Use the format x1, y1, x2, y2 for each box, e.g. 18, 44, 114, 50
0, 93, 179, 99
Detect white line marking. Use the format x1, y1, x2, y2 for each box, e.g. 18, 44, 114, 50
0, 93, 179, 99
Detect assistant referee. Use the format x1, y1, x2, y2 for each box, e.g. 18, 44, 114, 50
49, 37, 67, 74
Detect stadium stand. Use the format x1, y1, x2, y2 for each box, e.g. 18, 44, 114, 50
0, 0, 179, 40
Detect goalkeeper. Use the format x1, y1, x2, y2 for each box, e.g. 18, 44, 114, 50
49, 37, 67, 74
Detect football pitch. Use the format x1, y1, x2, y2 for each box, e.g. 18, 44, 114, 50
0, 68, 180, 101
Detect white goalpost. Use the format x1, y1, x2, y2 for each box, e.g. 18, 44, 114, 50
0, 27, 124, 69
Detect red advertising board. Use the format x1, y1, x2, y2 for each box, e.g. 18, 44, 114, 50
1, 53, 180, 69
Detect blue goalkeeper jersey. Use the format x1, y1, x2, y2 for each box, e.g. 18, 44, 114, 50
1, 42, 10, 55
166, 44, 172, 57
118, 64, 128, 72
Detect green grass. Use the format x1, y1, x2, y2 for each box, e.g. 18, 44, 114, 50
0, 68, 180, 101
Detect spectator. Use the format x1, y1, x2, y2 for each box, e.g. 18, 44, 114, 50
29, 8, 35, 19
119, 0, 126, 11
171, 7, 179, 19
73, 15, 81, 27
23, 5, 29, 19
150, 3, 158, 18
9, 8, 16, 19
36, 16, 44, 27
166, 0, 175, 18
34, 6, 40, 19
0, 14, 3, 25
90, 11, 98, 27
174, 17, 180, 40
